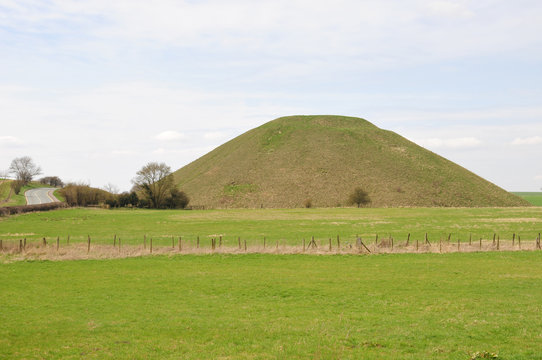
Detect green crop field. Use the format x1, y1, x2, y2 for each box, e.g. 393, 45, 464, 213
1, 207, 541, 248
513, 192, 542, 206
1, 252, 542, 359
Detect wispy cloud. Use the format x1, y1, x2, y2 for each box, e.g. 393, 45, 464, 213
155, 131, 186, 141
0, 136, 22, 145
511, 136, 542, 145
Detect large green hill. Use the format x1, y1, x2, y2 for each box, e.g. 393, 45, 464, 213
173, 115, 529, 208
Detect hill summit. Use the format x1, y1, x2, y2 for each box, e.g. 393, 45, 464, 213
173, 115, 528, 208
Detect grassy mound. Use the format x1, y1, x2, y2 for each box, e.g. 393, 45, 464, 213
173, 115, 528, 208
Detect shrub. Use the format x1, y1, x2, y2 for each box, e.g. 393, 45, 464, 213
348, 187, 371, 208
303, 198, 313, 208
60, 183, 113, 207
164, 188, 190, 209
11, 180, 23, 195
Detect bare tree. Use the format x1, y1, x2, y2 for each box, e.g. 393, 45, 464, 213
348, 187, 371, 208
103, 183, 120, 194
132, 162, 174, 208
9, 156, 42, 185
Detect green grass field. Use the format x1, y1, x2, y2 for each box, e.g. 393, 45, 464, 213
1, 207, 541, 248
1, 252, 542, 359
513, 192, 542, 206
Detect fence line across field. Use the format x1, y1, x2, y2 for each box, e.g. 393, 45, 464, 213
0, 232, 541, 259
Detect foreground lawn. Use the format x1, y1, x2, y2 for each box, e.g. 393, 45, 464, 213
1, 207, 541, 248
1, 253, 542, 359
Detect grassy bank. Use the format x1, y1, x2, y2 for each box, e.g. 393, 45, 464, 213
1, 252, 541, 359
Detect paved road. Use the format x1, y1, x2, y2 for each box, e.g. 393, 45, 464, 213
25, 188, 60, 205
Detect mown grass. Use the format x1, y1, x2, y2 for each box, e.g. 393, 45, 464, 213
513, 192, 542, 206
0, 207, 541, 248
1, 252, 542, 359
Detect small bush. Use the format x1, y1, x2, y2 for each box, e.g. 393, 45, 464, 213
470, 351, 498, 359
303, 198, 313, 208
164, 188, 190, 209
348, 187, 371, 208
11, 180, 23, 195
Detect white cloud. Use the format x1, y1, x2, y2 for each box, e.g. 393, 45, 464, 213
3, 0, 542, 69
416, 137, 482, 149
0, 136, 21, 145
155, 131, 186, 141
111, 150, 135, 155
511, 136, 542, 145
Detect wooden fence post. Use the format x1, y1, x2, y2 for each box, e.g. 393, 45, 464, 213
469, 233, 472, 246
43, 237, 47, 247
212, 238, 215, 251
337, 235, 340, 249
172, 236, 175, 249
178, 237, 182, 252
457, 238, 460, 252
276, 239, 279, 250
518, 235, 521, 249
512, 233, 516, 246
150, 238, 153, 253
244, 239, 247, 252
406, 233, 410, 246
118, 238, 121, 253
439, 238, 442, 253
0, 239, 2, 252
329, 238, 332, 252
197, 236, 200, 249
144, 235, 147, 250
447, 233, 451, 244
303, 238, 306, 252
416, 239, 419, 252
391, 236, 394, 251
87, 235, 90, 254
67, 235, 70, 245
497, 235, 500, 250
114, 234, 117, 247
19, 239, 23, 253
238, 237, 241, 249
23, 238, 26, 251
264, 237, 266, 249
493, 233, 496, 246
219, 236, 222, 248
56, 236, 59, 251
479, 238, 482, 250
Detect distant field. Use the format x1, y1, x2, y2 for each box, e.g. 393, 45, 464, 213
1, 252, 542, 359
1, 207, 541, 249
513, 192, 542, 206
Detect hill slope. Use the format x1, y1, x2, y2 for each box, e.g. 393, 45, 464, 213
173, 115, 529, 208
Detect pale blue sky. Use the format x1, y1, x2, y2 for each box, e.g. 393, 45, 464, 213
1, 0, 541, 192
